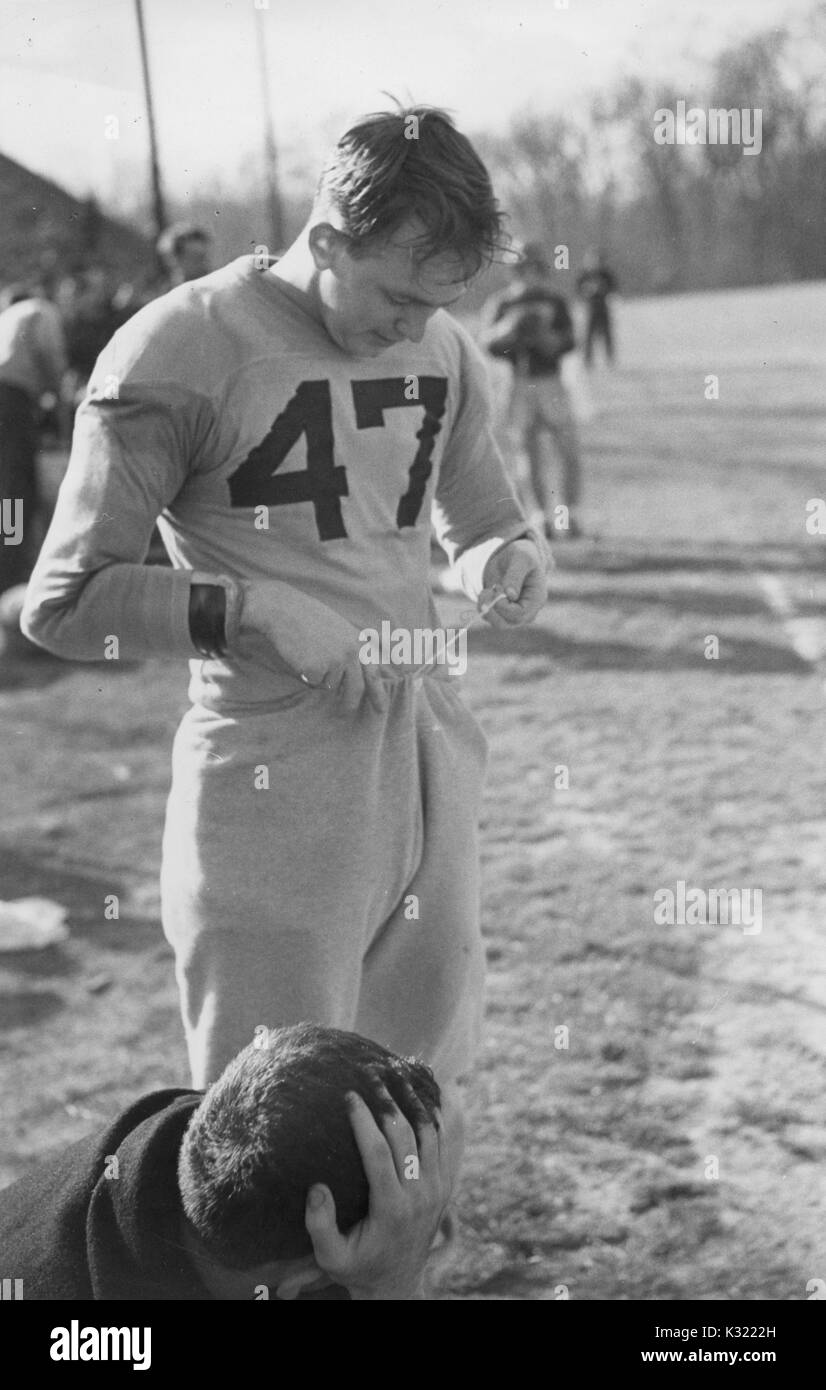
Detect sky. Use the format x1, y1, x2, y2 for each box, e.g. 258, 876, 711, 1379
0, 0, 812, 210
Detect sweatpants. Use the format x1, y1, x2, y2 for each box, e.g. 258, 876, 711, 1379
507, 373, 582, 525
160, 672, 488, 1090
585, 307, 614, 365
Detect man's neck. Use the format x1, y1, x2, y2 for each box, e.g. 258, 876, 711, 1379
267, 238, 323, 324
178, 1213, 272, 1300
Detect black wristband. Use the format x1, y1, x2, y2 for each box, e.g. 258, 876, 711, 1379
189, 583, 228, 659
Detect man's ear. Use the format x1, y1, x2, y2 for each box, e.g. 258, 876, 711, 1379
274, 1259, 329, 1302
308, 222, 346, 271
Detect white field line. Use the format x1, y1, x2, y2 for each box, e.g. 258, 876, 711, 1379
755, 573, 826, 669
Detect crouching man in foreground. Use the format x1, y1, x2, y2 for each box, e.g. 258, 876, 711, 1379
0, 1024, 454, 1301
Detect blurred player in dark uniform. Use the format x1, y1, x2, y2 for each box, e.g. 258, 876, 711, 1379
577, 249, 617, 368
483, 242, 582, 540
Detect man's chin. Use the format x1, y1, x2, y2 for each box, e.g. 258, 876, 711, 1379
340, 327, 399, 357
353, 335, 392, 358
328, 325, 395, 358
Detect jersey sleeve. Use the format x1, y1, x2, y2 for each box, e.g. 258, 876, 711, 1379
433, 321, 532, 600
21, 362, 233, 662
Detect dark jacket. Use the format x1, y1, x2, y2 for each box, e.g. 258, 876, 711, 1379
485, 285, 575, 377
0, 1089, 208, 1299
0, 1088, 351, 1301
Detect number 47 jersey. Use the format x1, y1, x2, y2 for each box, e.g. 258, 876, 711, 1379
32, 256, 528, 709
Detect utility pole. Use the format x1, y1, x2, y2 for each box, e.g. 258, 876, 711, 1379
133, 0, 167, 259
254, 5, 285, 253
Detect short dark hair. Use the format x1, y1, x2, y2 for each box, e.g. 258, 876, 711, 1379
316, 104, 507, 277
156, 222, 211, 260
177, 1023, 440, 1267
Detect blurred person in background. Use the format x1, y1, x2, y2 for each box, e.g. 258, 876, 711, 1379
0, 283, 67, 594
157, 223, 214, 287
482, 242, 582, 540
54, 270, 169, 572
58, 269, 147, 406
577, 249, 618, 368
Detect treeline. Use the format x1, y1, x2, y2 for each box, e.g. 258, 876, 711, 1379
474, 11, 826, 299
109, 7, 826, 304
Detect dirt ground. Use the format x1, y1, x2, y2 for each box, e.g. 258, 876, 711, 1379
1, 283, 825, 1300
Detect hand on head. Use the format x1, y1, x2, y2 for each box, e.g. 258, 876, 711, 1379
299, 1086, 454, 1301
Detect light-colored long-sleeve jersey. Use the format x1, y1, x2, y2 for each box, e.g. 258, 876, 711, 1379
22, 256, 529, 710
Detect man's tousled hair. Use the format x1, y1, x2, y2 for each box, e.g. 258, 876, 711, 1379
316, 104, 507, 276
177, 1023, 440, 1267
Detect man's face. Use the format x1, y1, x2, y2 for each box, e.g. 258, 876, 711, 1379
177, 238, 212, 282
313, 221, 473, 357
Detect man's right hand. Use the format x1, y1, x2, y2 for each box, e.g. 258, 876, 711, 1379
235, 580, 389, 715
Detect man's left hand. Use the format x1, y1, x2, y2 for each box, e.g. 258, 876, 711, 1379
479, 537, 548, 627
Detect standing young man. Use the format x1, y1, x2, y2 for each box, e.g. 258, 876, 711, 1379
483, 242, 583, 539
22, 109, 547, 1118
577, 249, 618, 367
